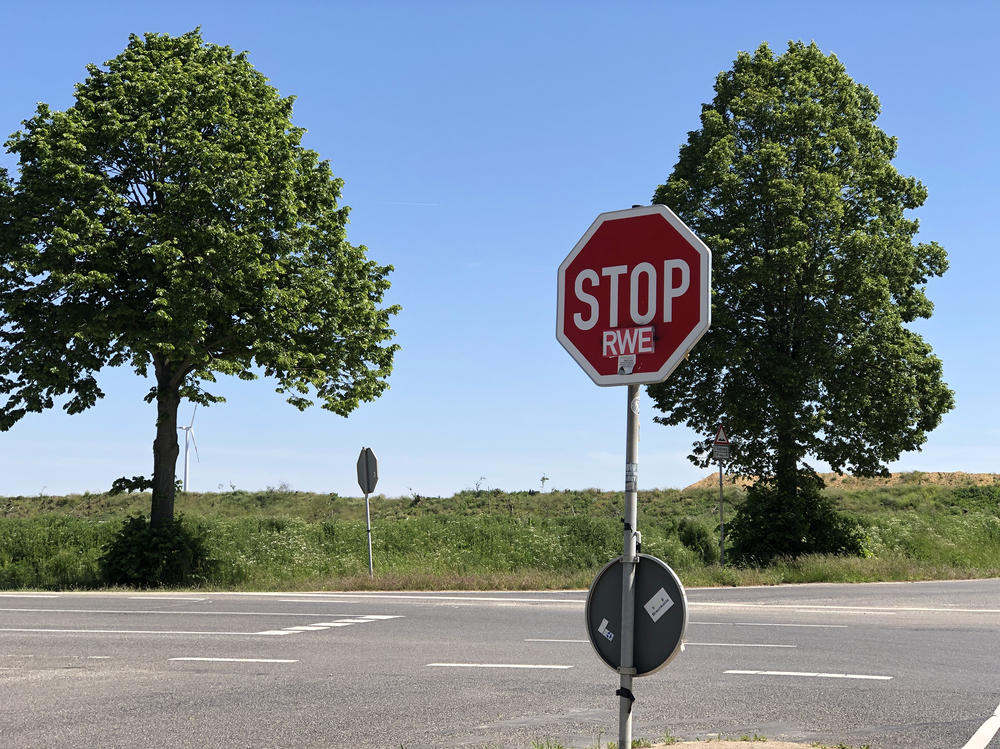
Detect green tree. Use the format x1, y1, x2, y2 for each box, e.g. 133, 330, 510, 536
648, 42, 953, 505
0, 30, 398, 526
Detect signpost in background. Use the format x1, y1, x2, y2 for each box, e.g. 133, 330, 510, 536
557, 204, 711, 748
356, 447, 378, 578
713, 425, 730, 566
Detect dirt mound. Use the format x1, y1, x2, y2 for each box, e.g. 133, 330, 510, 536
683, 471, 1000, 492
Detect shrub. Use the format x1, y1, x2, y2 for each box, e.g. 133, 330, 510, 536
677, 518, 720, 565
98, 515, 215, 587
727, 469, 866, 566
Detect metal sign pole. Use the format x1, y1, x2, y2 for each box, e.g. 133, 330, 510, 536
365, 491, 374, 578
357, 447, 378, 579
619, 383, 640, 749
718, 461, 725, 566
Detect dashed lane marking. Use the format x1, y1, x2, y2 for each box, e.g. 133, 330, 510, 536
254, 615, 403, 636
525, 638, 588, 643
686, 642, 796, 648
170, 657, 297, 664
428, 663, 573, 670
690, 621, 848, 628
693, 602, 1000, 614
524, 638, 795, 648
726, 669, 892, 680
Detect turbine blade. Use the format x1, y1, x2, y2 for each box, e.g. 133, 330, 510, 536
188, 404, 198, 428
190, 430, 200, 462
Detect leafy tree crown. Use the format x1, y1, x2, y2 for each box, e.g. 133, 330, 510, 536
0, 29, 399, 428
648, 41, 953, 479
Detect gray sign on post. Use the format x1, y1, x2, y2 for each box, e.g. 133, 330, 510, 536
357, 447, 378, 495
356, 447, 378, 577
585, 553, 688, 676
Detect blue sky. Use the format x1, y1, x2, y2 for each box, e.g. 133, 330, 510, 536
1, 1, 996, 498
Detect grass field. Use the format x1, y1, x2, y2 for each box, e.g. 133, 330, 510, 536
1, 472, 998, 590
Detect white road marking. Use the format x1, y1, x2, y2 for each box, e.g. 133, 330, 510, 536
693, 602, 1000, 614
726, 669, 892, 681
255, 630, 295, 636
523, 638, 794, 648
0, 608, 363, 617
797, 609, 896, 616
0, 594, 59, 598
428, 663, 573, 670
278, 599, 353, 604
129, 596, 208, 601
961, 701, 1000, 749
265, 592, 587, 604
525, 639, 589, 643
261, 615, 404, 635
686, 642, 796, 648
327, 618, 380, 624
169, 657, 297, 664
0, 628, 274, 636
690, 621, 848, 628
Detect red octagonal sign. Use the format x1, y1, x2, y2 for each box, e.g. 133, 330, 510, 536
557, 205, 712, 386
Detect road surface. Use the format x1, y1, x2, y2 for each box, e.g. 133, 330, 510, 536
1, 579, 999, 748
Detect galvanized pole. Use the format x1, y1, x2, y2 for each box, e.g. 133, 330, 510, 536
619, 383, 640, 749
718, 462, 725, 566
365, 493, 374, 578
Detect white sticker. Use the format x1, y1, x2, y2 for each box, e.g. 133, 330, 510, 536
597, 618, 615, 642
618, 355, 636, 375
625, 463, 638, 493
644, 587, 674, 623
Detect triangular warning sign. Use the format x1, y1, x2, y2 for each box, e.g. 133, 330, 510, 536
714, 425, 729, 445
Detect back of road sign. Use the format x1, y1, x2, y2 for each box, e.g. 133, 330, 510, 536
357, 447, 378, 495
585, 554, 687, 676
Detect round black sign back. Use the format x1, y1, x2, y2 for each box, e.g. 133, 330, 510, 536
584, 553, 687, 676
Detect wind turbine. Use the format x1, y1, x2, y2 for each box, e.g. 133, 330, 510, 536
178, 406, 200, 492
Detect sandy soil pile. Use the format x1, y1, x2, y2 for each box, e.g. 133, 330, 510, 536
683, 470, 1000, 492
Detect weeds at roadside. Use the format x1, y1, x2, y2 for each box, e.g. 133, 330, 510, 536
3, 479, 1000, 590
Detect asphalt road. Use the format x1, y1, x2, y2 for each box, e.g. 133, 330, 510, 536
2, 579, 999, 748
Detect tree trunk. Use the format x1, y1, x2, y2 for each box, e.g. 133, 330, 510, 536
775, 436, 799, 500
150, 367, 181, 528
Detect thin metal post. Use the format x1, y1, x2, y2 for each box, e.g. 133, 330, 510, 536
719, 462, 725, 566
619, 384, 640, 749
365, 493, 374, 578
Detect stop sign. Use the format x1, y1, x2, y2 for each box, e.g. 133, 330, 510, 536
557, 205, 711, 386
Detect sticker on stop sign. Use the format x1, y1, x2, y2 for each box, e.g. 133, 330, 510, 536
557, 205, 711, 386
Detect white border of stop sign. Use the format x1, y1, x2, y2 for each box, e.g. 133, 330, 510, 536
556, 204, 712, 386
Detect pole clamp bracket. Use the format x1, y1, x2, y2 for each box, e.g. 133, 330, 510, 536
617, 667, 637, 675
616, 687, 636, 713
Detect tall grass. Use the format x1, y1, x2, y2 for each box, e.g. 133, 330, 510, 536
1, 481, 997, 590
0, 516, 115, 588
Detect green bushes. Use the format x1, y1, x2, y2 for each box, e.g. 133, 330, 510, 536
727, 471, 866, 566
98, 515, 215, 587
677, 518, 719, 565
